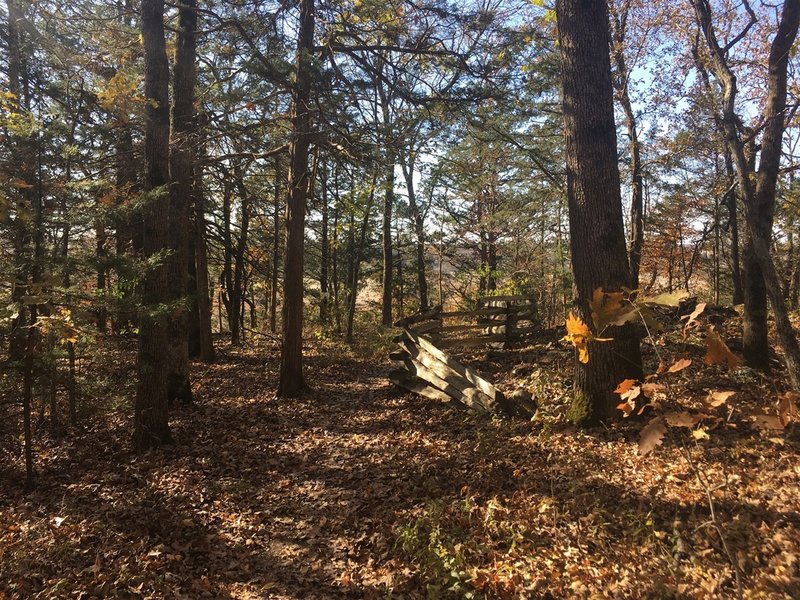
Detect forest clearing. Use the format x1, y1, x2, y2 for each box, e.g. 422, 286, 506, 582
3, 0, 800, 597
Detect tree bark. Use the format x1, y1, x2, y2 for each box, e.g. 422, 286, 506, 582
319, 162, 330, 324
278, 0, 314, 397
165, 0, 197, 404
692, 0, 800, 391
401, 155, 429, 310
191, 121, 215, 362
133, 0, 173, 451
556, 0, 643, 426
609, 1, 644, 291
270, 157, 282, 334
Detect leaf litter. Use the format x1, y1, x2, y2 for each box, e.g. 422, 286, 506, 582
0, 323, 799, 599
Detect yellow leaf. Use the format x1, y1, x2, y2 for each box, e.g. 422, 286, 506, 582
641, 290, 689, 307
563, 311, 591, 363
590, 288, 636, 330
692, 427, 710, 440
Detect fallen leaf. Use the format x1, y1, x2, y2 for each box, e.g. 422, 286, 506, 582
639, 417, 667, 456
667, 358, 692, 374
681, 302, 706, 336
614, 379, 637, 395
692, 428, 710, 440
778, 391, 799, 426
704, 326, 741, 369
641, 290, 689, 307
706, 390, 736, 408
664, 411, 701, 428
752, 414, 784, 431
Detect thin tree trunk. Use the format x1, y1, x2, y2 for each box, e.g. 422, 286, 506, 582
381, 161, 395, 326
347, 183, 377, 343
609, 3, 643, 290
193, 123, 215, 362
319, 162, 330, 324
692, 0, 800, 390
401, 156, 428, 310
165, 0, 197, 404
270, 157, 281, 333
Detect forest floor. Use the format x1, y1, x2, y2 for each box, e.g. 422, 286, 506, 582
1, 316, 800, 599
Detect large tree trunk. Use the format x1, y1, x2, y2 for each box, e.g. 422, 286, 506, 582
165, 0, 197, 403
556, 0, 642, 426
278, 0, 314, 397
133, 0, 173, 451
692, 0, 800, 391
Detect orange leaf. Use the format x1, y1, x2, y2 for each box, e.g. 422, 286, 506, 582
614, 379, 637, 395
704, 326, 741, 369
563, 311, 591, 363
778, 391, 799, 426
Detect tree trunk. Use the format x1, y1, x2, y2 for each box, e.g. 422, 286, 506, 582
556, 0, 642, 426
278, 0, 314, 397
270, 157, 282, 333
193, 166, 215, 361
133, 0, 173, 451
347, 183, 377, 343
165, 0, 197, 404
6, 0, 32, 363
381, 160, 395, 326
724, 150, 744, 304
319, 162, 330, 324
609, 2, 644, 291
692, 0, 800, 391
401, 156, 428, 310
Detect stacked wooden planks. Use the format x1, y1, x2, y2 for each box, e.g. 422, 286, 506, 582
389, 327, 537, 418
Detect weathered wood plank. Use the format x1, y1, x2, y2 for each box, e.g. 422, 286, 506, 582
398, 339, 495, 411
406, 329, 504, 403
394, 305, 442, 327
389, 369, 468, 409
437, 334, 508, 348
478, 295, 536, 304
409, 319, 443, 334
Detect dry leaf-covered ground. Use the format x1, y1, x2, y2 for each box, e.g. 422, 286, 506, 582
1, 325, 799, 599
